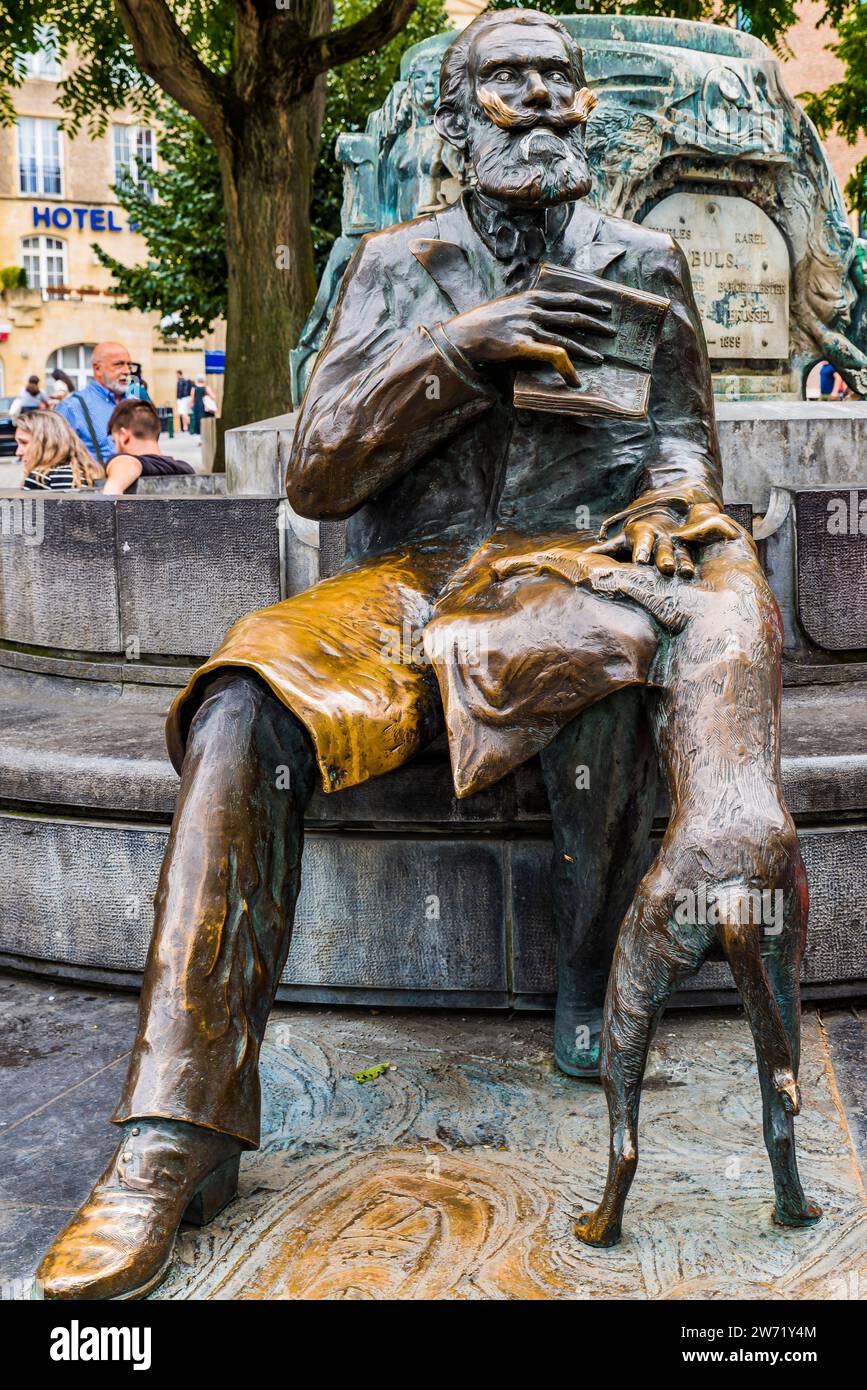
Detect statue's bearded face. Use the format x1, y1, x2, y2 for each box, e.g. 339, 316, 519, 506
461, 23, 594, 207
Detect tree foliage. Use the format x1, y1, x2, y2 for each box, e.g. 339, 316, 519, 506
800, 2, 867, 215
93, 105, 226, 338
84, 0, 446, 338
312, 0, 448, 271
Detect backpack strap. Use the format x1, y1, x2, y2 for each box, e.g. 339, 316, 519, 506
72, 392, 105, 465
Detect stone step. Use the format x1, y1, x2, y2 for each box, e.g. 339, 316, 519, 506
0, 667, 864, 824
1, 812, 863, 1006
0, 666, 864, 1004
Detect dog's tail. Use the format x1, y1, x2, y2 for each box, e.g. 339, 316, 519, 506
717, 917, 800, 1113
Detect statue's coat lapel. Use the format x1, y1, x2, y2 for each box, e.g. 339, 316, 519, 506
409, 196, 627, 312
408, 237, 477, 314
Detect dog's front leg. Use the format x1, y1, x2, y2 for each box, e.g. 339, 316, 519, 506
575, 869, 713, 1248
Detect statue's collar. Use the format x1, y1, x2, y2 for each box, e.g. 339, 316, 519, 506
410, 196, 620, 315
465, 190, 572, 263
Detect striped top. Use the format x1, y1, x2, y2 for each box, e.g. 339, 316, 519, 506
23, 466, 78, 491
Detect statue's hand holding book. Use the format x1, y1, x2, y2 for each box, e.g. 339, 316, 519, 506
440, 281, 616, 387
513, 265, 670, 418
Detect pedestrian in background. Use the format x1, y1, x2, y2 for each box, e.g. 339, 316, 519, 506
10, 376, 48, 416
189, 375, 208, 435
54, 341, 133, 464
102, 399, 195, 495
176, 369, 193, 432
16, 410, 101, 491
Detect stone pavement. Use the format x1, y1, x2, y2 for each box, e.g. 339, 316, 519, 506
0, 972, 864, 1301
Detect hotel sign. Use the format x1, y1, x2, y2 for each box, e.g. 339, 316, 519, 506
32, 206, 124, 232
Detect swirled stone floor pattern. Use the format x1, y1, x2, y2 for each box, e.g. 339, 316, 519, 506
147, 1008, 865, 1301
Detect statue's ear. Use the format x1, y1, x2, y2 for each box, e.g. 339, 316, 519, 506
435, 104, 467, 151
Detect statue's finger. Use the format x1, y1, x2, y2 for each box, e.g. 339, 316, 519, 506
629, 520, 657, 565
529, 340, 582, 383
654, 536, 676, 575
672, 540, 695, 578
587, 532, 628, 556
672, 514, 741, 544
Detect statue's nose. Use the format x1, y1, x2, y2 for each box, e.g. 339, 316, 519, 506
523, 70, 552, 106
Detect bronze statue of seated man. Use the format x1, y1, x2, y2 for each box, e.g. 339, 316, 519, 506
36, 8, 816, 1299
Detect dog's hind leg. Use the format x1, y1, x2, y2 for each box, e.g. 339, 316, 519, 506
718, 874, 821, 1229
575, 878, 710, 1248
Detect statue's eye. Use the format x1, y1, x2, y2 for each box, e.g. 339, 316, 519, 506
492, 69, 514, 82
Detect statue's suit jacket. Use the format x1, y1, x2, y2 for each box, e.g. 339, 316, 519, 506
167, 194, 724, 796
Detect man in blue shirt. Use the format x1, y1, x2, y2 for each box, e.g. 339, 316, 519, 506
819, 361, 839, 400
55, 341, 134, 464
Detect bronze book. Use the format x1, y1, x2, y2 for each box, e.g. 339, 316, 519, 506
513, 264, 670, 418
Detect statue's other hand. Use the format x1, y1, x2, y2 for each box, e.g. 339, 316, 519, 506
491, 546, 621, 588
443, 289, 615, 386
593, 504, 745, 576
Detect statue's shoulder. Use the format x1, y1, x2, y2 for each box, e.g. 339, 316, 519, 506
348, 210, 443, 271
593, 209, 685, 277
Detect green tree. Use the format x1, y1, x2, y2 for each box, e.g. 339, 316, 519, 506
799, 3, 867, 218
0, 0, 421, 446
91, 0, 446, 341
94, 105, 225, 340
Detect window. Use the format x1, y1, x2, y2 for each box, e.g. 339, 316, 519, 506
113, 125, 156, 201
23, 26, 61, 80
21, 236, 67, 292
17, 117, 62, 196
46, 344, 95, 393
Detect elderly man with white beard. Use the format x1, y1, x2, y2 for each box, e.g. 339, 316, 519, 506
36, 8, 784, 1298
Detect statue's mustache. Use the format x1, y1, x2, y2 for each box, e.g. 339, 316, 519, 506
475, 85, 597, 130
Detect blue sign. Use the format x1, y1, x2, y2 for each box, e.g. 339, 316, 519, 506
32, 206, 124, 232
205, 350, 226, 375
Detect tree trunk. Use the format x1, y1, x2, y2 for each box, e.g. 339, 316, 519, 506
216, 84, 326, 464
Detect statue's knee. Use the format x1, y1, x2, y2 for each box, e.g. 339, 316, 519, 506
185, 670, 317, 801
189, 670, 265, 742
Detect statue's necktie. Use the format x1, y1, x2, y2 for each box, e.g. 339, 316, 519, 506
494, 222, 549, 289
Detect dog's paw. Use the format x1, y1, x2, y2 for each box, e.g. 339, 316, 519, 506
574, 1209, 622, 1248
772, 1198, 823, 1229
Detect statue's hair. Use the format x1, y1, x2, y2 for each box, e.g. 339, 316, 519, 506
437, 8, 587, 123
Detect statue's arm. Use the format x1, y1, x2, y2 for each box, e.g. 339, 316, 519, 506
287, 236, 496, 520
601, 238, 724, 539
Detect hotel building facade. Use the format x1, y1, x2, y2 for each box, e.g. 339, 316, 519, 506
0, 40, 210, 411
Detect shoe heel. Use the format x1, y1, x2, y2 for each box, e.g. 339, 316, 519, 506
183, 1154, 240, 1227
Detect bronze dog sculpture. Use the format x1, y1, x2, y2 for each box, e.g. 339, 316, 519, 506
37, 9, 819, 1298
496, 513, 822, 1246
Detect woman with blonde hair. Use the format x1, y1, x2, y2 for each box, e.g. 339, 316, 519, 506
16, 410, 103, 491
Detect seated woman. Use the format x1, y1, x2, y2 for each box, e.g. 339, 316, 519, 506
103, 399, 195, 495
17, 410, 102, 491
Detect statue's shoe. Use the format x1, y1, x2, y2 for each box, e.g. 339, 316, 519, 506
554, 996, 603, 1079
34, 1121, 241, 1301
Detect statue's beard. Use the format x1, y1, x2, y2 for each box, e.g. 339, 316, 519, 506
467, 117, 593, 207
